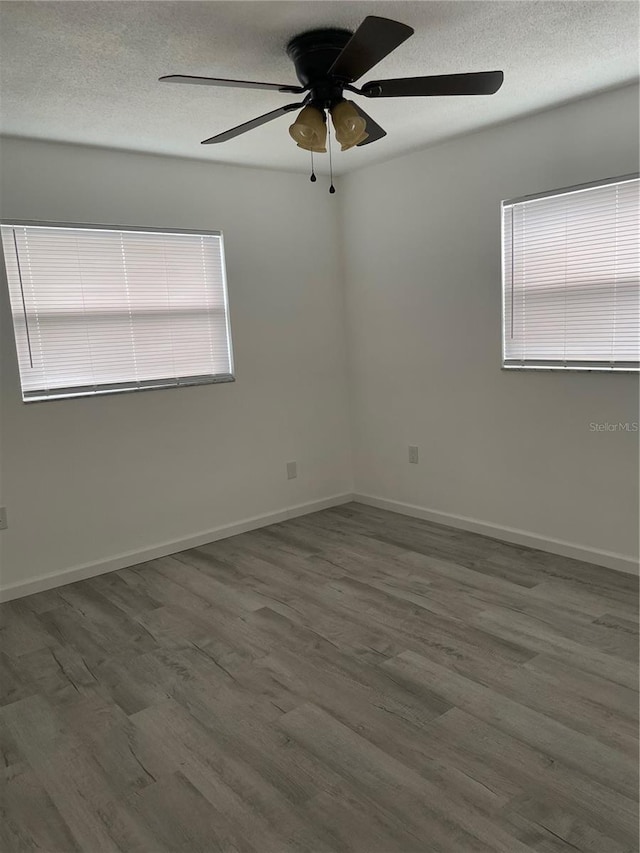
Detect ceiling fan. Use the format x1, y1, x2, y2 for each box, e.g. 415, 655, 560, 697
160, 15, 504, 155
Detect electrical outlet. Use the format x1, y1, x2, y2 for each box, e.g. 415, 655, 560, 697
286, 461, 297, 480
0, 507, 7, 530
408, 445, 419, 464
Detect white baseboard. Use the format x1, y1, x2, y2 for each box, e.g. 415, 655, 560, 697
353, 493, 639, 576
3, 489, 635, 602
0, 493, 354, 603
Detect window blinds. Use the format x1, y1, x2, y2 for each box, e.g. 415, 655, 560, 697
1, 223, 234, 401
502, 174, 639, 371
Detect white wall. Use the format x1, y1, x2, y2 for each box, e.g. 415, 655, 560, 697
0, 138, 352, 593
342, 84, 639, 563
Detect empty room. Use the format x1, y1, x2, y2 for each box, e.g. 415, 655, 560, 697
0, 1, 638, 851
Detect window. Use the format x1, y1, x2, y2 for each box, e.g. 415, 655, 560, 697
1, 222, 234, 401
501, 174, 639, 371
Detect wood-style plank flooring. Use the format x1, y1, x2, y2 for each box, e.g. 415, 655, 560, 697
1, 502, 638, 852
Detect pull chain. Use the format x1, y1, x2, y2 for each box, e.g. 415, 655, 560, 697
328, 126, 335, 194
309, 150, 317, 182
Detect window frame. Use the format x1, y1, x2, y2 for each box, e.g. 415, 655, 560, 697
1, 219, 236, 402
500, 173, 639, 374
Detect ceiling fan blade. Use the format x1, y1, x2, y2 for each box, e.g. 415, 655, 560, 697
201, 103, 305, 144
360, 71, 504, 98
160, 74, 305, 94
351, 103, 387, 146
328, 16, 414, 83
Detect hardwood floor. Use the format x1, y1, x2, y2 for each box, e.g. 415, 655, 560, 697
1, 502, 638, 852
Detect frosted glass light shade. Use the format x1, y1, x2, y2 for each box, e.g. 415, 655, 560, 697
288, 106, 327, 152
331, 101, 368, 150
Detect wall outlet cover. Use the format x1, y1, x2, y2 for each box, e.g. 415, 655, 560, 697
408, 446, 419, 464
286, 461, 297, 480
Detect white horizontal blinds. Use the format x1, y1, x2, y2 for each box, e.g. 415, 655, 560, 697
503, 176, 640, 370
1, 224, 233, 400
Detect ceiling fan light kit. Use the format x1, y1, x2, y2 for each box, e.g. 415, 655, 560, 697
160, 15, 504, 188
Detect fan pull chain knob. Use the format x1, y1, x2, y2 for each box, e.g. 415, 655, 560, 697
328, 126, 335, 195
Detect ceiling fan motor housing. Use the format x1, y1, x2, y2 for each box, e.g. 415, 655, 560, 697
286, 28, 353, 108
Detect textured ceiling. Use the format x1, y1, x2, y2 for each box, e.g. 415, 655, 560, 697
0, 1, 638, 175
